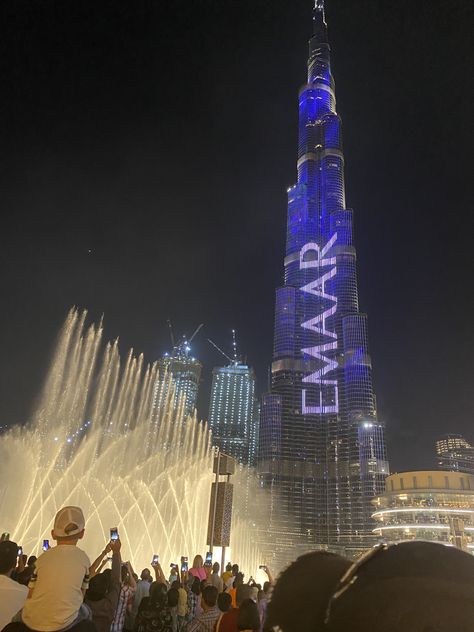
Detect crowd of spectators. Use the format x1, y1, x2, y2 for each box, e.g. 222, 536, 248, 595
2, 504, 474, 632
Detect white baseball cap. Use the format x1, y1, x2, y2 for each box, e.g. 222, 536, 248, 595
53, 506, 85, 537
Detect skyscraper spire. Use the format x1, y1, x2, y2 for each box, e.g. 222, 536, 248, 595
258, 0, 389, 567
310, 0, 329, 62
314, 0, 325, 16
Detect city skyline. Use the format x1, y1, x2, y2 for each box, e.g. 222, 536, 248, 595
1, 0, 472, 474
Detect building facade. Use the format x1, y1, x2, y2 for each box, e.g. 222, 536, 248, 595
436, 434, 474, 475
208, 362, 259, 467
154, 349, 202, 420
258, 1, 388, 561
372, 471, 474, 553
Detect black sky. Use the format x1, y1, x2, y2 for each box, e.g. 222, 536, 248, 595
1, 0, 473, 472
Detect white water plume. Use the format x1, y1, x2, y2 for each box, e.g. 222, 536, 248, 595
0, 309, 264, 575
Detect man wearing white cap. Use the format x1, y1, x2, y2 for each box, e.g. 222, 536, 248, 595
21, 506, 91, 631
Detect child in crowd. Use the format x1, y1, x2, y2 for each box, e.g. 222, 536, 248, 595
21, 506, 91, 632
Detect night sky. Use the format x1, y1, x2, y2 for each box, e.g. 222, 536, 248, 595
1, 0, 473, 472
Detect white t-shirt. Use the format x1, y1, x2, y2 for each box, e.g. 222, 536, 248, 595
0, 574, 28, 630
22, 544, 90, 632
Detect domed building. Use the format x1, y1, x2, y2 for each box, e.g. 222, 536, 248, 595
372, 470, 474, 552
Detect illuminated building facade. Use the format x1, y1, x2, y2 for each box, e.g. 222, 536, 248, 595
208, 362, 259, 467
436, 434, 474, 475
258, 1, 388, 560
372, 471, 474, 553
155, 350, 202, 419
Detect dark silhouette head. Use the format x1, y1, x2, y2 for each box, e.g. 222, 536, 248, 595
167, 586, 179, 608
0, 541, 18, 575
265, 551, 350, 632
236, 583, 251, 607
238, 598, 260, 631
202, 585, 218, 608
150, 581, 168, 607
86, 569, 112, 601
325, 542, 474, 632
218, 592, 232, 613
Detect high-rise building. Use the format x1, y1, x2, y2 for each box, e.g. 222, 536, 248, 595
372, 471, 474, 553
208, 362, 259, 467
154, 343, 202, 420
436, 434, 474, 475
258, 1, 389, 562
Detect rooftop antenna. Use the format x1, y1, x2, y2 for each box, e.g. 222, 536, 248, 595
207, 338, 233, 365
232, 329, 238, 363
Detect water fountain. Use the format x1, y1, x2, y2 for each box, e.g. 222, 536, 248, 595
0, 309, 264, 574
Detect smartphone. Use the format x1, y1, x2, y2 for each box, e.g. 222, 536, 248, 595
42, 539, 50, 551
152, 554, 159, 565
110, 527, 119, 541
205, 551, 212, 567
1, 532, 10, 542
181, 556, 188, 573
18, 546, 23, 557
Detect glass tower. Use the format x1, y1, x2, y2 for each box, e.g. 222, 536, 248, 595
258, 0, 389, 561
154, 347, 202, 420
208, 362, 259, 467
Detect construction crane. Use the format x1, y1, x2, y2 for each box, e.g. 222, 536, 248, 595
167, 319, 176, 347
207, 338, 233, 364
165, 321, 204, 357
207, 331, 240, 366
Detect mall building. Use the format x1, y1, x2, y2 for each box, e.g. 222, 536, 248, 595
372, 470, 474, 552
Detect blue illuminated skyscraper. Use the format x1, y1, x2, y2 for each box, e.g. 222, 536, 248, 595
258, 1, 389, 561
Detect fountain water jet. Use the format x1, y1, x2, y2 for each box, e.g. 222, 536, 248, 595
0, 309, 263, 574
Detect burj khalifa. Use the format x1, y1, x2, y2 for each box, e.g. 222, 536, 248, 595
258, 0, 389, 562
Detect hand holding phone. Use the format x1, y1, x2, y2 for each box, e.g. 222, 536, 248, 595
151, 554, 159, 566
17, 546, 23, 557
42, 540, 50, 551
180, 556, 188, 573
110, 527, 119, 541
204, 551, 213, 567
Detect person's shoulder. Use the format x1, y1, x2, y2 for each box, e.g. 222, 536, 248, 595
0, 574, 28, 595
75, 546, 90, 565
54, 545, 89, 563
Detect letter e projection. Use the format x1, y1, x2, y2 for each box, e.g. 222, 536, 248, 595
258, 1, 389, 565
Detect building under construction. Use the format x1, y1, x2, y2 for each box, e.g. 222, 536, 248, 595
154, 323, 203, 419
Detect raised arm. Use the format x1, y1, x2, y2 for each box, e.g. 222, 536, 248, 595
89, 543, 111, 578
109, 538, 122, 584
152, 559, 167, 586
263, 566, 274, 585
126, 560, 137, 591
